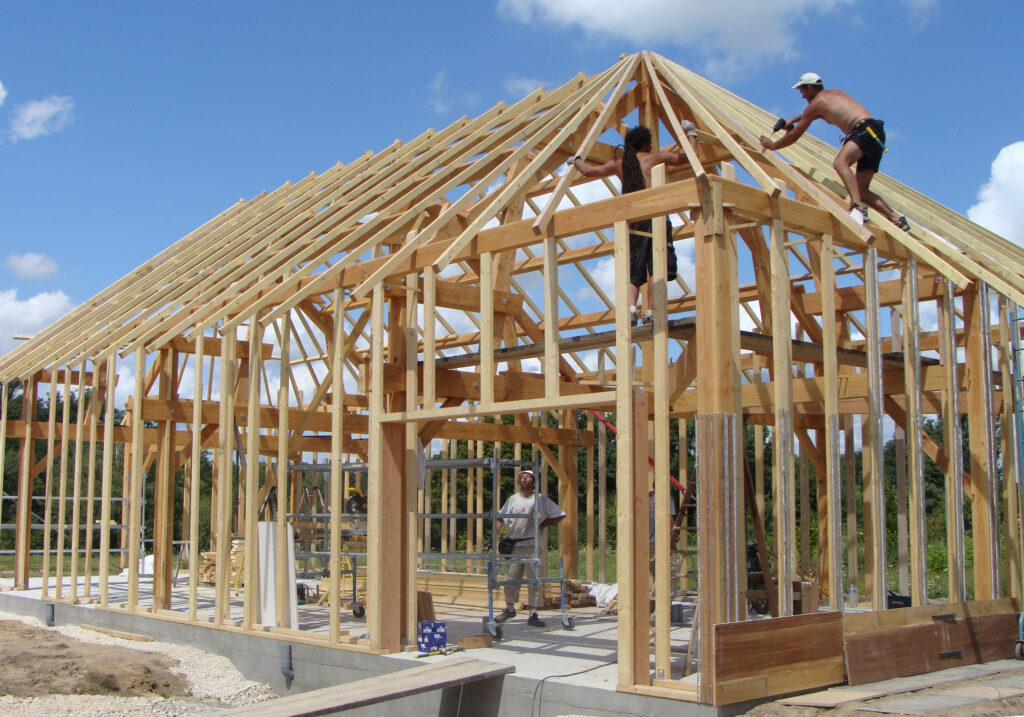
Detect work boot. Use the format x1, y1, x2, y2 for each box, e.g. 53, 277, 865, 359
641, 311, 655, 326
527, 612, 546, 627
894, 215, 910, 232
494, 607, 515, 624
629, 307, 639, 326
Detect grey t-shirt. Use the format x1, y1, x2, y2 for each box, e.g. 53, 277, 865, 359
499, 492, 565, 541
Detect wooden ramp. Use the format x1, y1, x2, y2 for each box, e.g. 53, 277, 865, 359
221, 656, 515, 716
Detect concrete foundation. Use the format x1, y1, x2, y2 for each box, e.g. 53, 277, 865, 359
0, 587, 746, 716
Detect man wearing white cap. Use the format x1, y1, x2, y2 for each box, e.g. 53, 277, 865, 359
759, 72, 909, 231
495, 468, 566, 627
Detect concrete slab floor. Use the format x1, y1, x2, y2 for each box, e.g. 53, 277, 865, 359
0, 573, 716, 717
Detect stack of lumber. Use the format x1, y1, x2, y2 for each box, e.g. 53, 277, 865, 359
415, 571, 595, 609
196, 539, 245, 588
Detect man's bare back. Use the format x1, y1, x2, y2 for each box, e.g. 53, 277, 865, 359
804, 89, 872, 135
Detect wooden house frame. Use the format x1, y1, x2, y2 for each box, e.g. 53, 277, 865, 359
2, 51, 1023, 705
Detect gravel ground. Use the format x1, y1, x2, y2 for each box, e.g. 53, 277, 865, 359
0, 611, 276, 716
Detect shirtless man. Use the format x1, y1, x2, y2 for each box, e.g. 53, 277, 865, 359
570, 122, 697, 324
759, 73, 909, 231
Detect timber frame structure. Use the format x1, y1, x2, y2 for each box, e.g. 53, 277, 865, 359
2, 52, 1023, 705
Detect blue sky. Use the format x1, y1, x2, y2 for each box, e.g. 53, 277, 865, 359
1, 0, 1023, 358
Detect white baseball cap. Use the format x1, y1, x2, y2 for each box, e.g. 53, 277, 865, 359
792, 72, 823, 89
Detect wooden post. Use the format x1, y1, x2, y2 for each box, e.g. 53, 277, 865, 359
651, 163, 671, 681
188, 338, 204, 620
54, 369, 72, 600
964, 282, 1000, 600
98, 356, 116, 605
275, 313, 291, 627
128, 350, 146, 610
586, 412, 595, 582
14, 377, 38, 588
153, 349, 176, 608
999, 298, 1022, 600
558, 409, 579, 579
243, 317, 263, 631
938, 280, 966, 601
69, 361, 88, 602
329, 290, 346, 643
819, 234, 843, 609
83, 361, 102, 601
903, 260, 927, 605
368, 283, 406, 652
864, 247, 887, 609
41, 371, 59, 597
770, 197, 795, 616
614, 219, 647, 688
216, 333, 237, 624
695, 178, 743, 701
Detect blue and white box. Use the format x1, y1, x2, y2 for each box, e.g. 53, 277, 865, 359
417, 620, 447, 652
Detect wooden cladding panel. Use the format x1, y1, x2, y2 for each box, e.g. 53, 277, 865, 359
713, 612, 844, 705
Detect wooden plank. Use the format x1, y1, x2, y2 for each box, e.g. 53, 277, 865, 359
215, 336, 237, 625
819, 232, 842, 609
188, 338, 204, 620
98, 359, 115, 604
864, 247, 887, 609
13, 377, 37, 588
939, 280, 967, 601
220, 657, 514, 716
68, 361, 89, 602
844, 612, 1018, 685
40, 369, 60, 597
80, 624, 154, 642
329, 290, 345, 644
54, 368, 72, 600
842, 597, 1018, 635
964, 283, 1000, 600
903, 260, 926, 606
457, 634, 492, 649
242, 318, 262, 631
770, 197, 795, 616
651, 163, 672, 680
713, 612, 844, 705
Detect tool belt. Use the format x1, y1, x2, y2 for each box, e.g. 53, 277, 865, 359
845, 118, 886, 147
498, 537, 530, 554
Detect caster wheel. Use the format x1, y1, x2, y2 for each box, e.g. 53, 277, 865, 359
352, 603, 366, 618
561, 615, 575, 631
1015, 641, 1024, 660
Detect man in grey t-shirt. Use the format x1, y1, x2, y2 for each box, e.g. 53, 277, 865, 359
495, 469, 565, 627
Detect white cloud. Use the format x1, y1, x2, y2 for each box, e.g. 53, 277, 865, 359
498, 0, 853, 78
0, 81, 7, 107
967, 141, 1024, 247
901, 0, 937, 27
5, 252, 58, 279
0, 289, 75, 356
428, 71, 451, 115
504, 74, 545, 99
9, 95, 75, 141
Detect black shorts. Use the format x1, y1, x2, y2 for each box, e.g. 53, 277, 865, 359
629, 217, 677, 287
843, 119, 885, 173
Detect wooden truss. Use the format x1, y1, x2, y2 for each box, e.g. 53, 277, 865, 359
2, 51, 1023, 705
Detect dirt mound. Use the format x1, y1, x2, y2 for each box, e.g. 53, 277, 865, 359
0, 620, 188, 699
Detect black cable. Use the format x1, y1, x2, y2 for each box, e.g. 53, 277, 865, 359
530, 657, 617, 717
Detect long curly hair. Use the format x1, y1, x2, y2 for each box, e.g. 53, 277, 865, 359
622, 125, 652, 194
